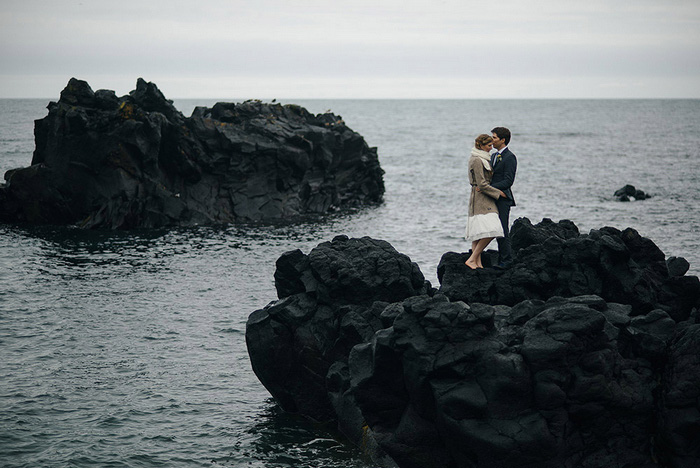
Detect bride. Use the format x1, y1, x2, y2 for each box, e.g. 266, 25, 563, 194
464, 134, 506, 269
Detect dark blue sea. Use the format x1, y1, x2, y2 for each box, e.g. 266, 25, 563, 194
1, 98, 699, 467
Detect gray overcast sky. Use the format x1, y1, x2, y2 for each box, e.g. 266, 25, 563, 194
1, 0, 699, 98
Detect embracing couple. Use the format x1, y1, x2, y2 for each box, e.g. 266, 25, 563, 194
464, 127, 517, 270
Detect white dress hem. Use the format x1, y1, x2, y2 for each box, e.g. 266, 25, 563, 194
465, 212, 504, 241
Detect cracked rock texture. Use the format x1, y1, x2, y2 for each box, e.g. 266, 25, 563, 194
246, 219, 700, 467
438, 218, 700, 321
246, 235, 431, 424
0, 78, 384, 229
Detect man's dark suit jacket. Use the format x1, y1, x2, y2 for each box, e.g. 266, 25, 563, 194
490, 147, 517, 206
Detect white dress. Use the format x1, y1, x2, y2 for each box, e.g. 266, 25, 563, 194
464, 213, 503, 241
464, 148, 504, 241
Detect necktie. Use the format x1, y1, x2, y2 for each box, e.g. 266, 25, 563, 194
492, 153, 499, 167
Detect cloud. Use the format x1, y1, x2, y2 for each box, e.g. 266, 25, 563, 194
1, 0, 699, 98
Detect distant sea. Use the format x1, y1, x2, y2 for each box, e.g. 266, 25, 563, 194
1, 98, 699, 467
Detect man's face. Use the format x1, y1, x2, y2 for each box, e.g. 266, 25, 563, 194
491, 133, 506, 150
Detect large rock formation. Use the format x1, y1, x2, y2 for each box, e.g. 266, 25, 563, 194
246, 236, 431, 423
246, 218, 700, 468
438, 218, 700, 321
0, 78, 384, 228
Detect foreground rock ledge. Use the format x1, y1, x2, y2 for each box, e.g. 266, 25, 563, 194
0, 78, 384, 229
246, 218, 700, 468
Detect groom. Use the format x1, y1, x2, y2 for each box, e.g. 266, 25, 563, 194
489, 126, 517, 268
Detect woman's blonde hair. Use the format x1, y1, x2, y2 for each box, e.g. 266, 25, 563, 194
475, 134, 493, 149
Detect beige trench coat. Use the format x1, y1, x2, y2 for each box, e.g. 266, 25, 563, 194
467, 154, 501, 217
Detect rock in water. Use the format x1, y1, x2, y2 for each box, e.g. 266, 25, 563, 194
246, 236, 432, 424
0, 78, 384, 228
614, 184, 650, 201
615, 184, 637, 198
246, 219, 700, 468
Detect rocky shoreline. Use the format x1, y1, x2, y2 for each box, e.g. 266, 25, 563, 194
0, 78, 384, 229
246, 217, 700, 468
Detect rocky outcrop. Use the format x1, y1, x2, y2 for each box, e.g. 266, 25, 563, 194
246, 218, 700, 468
0, 78, 384, 228
659, 324, 700, 466
246, 236, 431, 424
351, 295, 660, 468
615, 184, 651, 201
438, 218, 700, 321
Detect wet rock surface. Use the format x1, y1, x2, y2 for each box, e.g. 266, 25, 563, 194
246, 220, 700, 467
0, 78, 384, 228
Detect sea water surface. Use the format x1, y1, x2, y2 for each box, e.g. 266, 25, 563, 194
1, 98, 699, 467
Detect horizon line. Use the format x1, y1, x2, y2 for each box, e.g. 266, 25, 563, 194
2, 96, 699, 101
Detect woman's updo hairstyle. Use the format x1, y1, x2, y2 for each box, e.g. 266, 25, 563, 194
475, 133, 493, 149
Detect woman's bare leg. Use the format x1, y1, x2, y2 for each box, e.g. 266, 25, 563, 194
475, 238, 492, 268
466, 240, 479, 268
466, 237, 493, 269
474, 239, 484, 268
466, 237, 494, 269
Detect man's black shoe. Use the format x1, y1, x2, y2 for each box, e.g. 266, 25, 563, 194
494, 262, 512, 270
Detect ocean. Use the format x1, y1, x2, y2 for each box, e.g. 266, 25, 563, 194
1, 98, 699, 467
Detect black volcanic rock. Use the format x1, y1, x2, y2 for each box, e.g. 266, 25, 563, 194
614, 184, 650, 201
667, 256, 691, 277
245, 220, 700, 468
0, 78, 384, 228
246, 236, 431, 423
438, 218, 700, 321
659, 324, 700, 467
351, 295, 660, 468
509, 216, 580, 253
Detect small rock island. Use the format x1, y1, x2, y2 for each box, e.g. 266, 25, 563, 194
615, 184, 651, 201
0, 78, 384, 228
246, 217, 700, 468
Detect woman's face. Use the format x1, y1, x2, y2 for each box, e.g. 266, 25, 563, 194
480, 141, 493, 152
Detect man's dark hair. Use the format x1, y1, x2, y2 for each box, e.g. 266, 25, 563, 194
491, 127, 511, 146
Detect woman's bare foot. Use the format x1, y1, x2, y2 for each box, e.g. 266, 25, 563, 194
465, 260, 478, 270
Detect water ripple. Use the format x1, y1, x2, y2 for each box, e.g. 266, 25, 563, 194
2, 98, 699, 467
